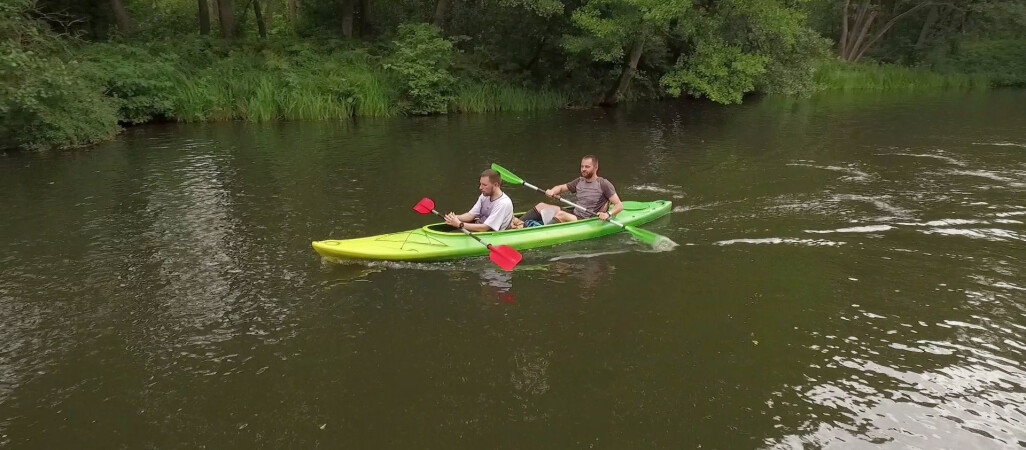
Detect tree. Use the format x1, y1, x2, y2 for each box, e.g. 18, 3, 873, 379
253, 0, 267, 38
109, 0, 135, 33
433, 0, 449, 30
838, 0, 931, 62
198, 0, 211, 34
217, 0, 237, 38
359, 0, 373, 37
341, 0, 355, 37
264, 0, 275, 31
563, 0, 692, 104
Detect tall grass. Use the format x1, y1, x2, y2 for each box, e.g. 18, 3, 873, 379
11, 37, 576, 149
453, 83, 568, 113
167, 56, 397, 121
814, 59, 990, 91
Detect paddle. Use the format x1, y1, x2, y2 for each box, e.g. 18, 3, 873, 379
413, 197, 523, 271
491, 163, 670, 247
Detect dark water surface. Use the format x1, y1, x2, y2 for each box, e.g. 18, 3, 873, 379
2, 91, 1025, 448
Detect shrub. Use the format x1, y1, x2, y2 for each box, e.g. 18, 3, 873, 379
384, 23, 455, 115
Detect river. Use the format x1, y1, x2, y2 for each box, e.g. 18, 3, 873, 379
1, 90, 1025, 448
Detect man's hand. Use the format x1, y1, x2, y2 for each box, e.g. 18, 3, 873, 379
443, 212, 462, 228
545, 188, 559, 198
598, 211, 611, 221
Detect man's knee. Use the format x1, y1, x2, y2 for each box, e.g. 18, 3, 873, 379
555, 211, 577, 222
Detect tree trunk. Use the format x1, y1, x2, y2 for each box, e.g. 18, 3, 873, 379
288, 0, 297, 21
914, 5, 939, 52
844, 1, 871, 58
607, 39, 645, 105
847, 10, 877, 60
340, 0, 355, 38
198, 0, 211, 35
218, 0, 237, 38
433, 0, 449, 30
110, 0, 135, 33
358, 0, 373, 38
524, 36, 548, 71
853, 1, 931, 62
253, 0, 267, 38
264, 0, 275, 32
839, 0, 850, 57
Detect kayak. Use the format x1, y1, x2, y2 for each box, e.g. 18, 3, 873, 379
312, 200, 672, 262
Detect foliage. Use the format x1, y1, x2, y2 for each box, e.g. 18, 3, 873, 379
814, 58, 990, 91
81, 43, 178, 123
3, 0, 1024, 150
384, 23, 455, 115
661, 40, 768, 104
933, 39, 1026, 87
1, 1, 119, 149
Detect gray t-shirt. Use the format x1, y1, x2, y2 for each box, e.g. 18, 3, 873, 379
469, 193, 514, 231
566, 177, 616, 218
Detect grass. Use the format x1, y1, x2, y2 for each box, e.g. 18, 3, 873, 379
140, 44, 566, 123
814, 59, 991, 91
453, 82, 568, 113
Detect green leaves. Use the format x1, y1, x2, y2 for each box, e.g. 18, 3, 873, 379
500, 0, 564, 17
660, 40, 768, 104
0, 3, 118, 150
385, 23, 456, 115
563, 0, 691, 63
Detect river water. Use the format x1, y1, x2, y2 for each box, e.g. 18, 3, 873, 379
2, 91, 1025, 448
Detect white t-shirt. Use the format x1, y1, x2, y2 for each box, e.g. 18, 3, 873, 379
469, 193, 514, 231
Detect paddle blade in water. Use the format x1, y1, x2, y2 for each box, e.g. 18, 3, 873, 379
490, 163, 524, 186
489, 245, 523, 271
626, 225, 678, 250
413, 197, 435, 214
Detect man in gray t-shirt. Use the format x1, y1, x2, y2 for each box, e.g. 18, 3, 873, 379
523, 155, 623, 224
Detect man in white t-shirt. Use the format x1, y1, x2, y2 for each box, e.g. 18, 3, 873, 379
443, 169, 514, 232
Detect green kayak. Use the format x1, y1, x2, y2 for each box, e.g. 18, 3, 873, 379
312, 200, 672, 262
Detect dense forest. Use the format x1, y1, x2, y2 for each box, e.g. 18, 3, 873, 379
3, 0, 1025, 150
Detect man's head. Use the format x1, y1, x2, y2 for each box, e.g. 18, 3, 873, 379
581, 155, 599, 179
480, 169, 502, 196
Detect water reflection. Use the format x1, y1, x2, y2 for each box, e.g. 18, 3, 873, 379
479, 268, 515, 305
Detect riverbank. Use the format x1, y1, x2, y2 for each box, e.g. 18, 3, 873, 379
814, 59, 992, 92
2, 34, 569, 151
5, 40, 1009, 153
3, 34, 1021, 152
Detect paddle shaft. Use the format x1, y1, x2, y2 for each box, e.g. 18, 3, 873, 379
426, 208, 494, 249
521, 182, 629, 229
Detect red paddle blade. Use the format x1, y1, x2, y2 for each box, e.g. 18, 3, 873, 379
413, 197, 435, 214
489, 245, 523, 271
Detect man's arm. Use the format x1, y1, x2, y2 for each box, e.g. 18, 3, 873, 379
545, 184, 569, 198
599, 193, 623, 221
444, 197, 484, 229
455, 212, 476, 222
444, 211, 480, 229
460, 222, 492, 232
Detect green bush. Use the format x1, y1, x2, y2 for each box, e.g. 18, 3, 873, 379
82, 43, 180, 124
661, 41, 768, 104
0, 3, 119, 150
385, 23, 456, 115
938, 39, 1026, 87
